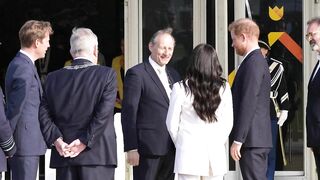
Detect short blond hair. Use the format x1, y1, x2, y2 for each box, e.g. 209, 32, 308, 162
19, 20, 53, 48
228, 18, 260, 39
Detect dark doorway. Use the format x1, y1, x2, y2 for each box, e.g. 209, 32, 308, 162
0, 0, 123, 179
0, 0, 124, 87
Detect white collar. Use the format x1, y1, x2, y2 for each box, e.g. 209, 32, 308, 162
243, 46, 260, 60
19, 49, 34, 64
74, 57, 92, 61
149, 56, 166, 72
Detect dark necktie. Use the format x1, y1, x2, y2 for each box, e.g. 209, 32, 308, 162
157, 68, 171, 97
311, 61, 320, 81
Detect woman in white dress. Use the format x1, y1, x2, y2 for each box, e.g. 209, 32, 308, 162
166, 44, 233, 180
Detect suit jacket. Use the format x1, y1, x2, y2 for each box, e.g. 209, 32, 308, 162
231, 49, 272, 148
0, 87, 16, 171
166, 82, 233, 176
39, 59, 117, 167
121, 60, 180, 156
306, 61, 320, 147
5, 52, 46, 155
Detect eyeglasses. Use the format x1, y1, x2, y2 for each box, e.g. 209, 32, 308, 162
306, 30, 320, 40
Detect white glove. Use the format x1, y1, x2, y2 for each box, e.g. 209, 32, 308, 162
277, 110, 288, 127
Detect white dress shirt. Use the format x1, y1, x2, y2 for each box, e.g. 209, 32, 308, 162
149, 57, 172, 98
312, 57, 320, 81
19, 50, 35, 64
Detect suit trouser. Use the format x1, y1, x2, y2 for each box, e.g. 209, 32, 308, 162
240, 147, 270, 180
133, 150, 175, 180
56, 165, 115, 180
312, 147, 320, 180
9, 155, 39, 180
267, 119, 278, 180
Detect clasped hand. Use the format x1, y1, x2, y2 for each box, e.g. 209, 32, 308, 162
54, 138, 86, 158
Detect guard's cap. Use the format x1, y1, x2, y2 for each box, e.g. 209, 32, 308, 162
258, 40, 271, 50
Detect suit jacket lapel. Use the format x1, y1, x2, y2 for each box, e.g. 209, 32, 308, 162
144, 61, 170, 104
235, 50, 252, 78
233, 50, 260, 89
33, 65, 43, 95
18, 52, 43, 95
308, 61, 320, 88
241, 49, 260, 66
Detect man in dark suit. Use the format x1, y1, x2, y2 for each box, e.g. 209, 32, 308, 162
121, 28, 180, 180
229, 18, 272, 180
259, 40, 290, 180
306, 17, 320, 178
5, 20, 53, 180
39, 27, 117, 180
0, 87, 16, 180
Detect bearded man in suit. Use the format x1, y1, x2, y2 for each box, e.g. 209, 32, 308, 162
229, 18, 272, 180
306, 17, 320, 179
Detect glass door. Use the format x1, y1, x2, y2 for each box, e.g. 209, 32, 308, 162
142, 0, 193, 78
247, 0, 304, 178
220, 0, 305, 179
128, 0, 306, 179
207, 0, 304, 179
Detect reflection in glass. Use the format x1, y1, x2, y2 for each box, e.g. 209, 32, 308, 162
142, 0, 193, 78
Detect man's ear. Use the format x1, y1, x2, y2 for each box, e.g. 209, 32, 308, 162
240, 33, 246, 42
35, 39, 40, 48
148, 42, 153, 52
94, 45, 98, 57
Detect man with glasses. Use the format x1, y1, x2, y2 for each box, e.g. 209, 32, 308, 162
306, 17, 320, 179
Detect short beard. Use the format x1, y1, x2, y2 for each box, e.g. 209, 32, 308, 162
310, 40, 320, 51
